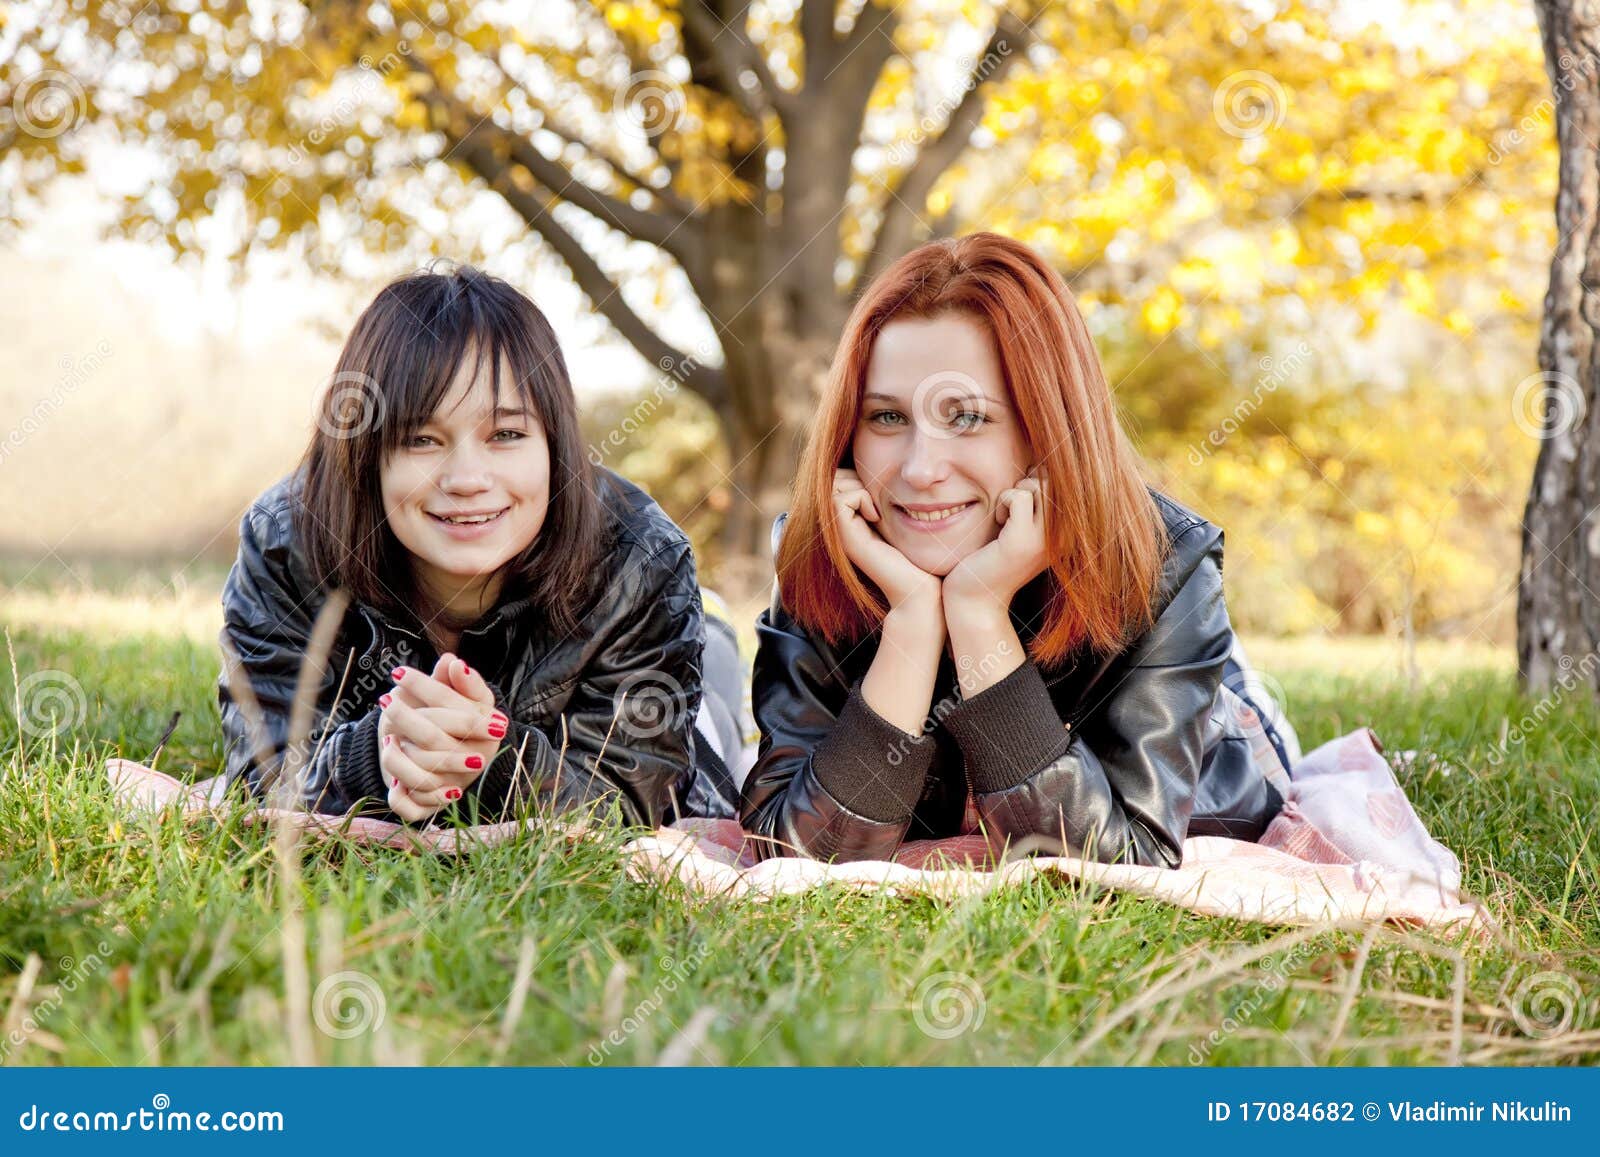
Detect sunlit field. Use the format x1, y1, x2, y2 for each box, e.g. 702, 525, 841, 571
1, 566, 1596, 1067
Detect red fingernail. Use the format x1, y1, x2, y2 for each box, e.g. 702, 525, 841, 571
379, 693, 392, 708
491, 711, 507, 724
465, 755, 483, 770
446, 789, 462, 801
488, 722, 506, 738
462, 664, 473, 676
391, 667, 406, 682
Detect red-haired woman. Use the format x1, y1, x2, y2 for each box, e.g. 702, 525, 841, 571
742, 232, 1291, 867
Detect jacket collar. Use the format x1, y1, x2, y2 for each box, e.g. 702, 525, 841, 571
361, 587, 538, 645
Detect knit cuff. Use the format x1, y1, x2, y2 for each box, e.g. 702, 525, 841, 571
941, 660, 1073, 795
330, 710, 388, 810
466, 720, 546, 818
811, 683, 935, 824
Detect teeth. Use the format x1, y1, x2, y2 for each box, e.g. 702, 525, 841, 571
439, 511, 501, 525
905, 504, 969, 522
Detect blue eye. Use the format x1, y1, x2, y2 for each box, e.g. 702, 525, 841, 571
868, 410, 907, 426
492, 429, 527, 441
948, 410, 989, 431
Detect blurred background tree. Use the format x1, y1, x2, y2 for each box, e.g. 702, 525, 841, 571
0, 0, 1558, 647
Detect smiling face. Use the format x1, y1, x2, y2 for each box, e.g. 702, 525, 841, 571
850, 312, 1035, 576
379, 353, 551, 623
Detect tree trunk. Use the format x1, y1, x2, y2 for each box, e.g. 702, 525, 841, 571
1520, 0, 1600, 698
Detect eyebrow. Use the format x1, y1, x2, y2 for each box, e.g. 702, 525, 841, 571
418, 405, 536, 430
862, 391, 1010, 409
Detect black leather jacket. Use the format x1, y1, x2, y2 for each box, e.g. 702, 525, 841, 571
217, 467, 720, 825
742, 489, 1284, 867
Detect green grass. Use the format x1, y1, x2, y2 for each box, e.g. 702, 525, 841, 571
1, 582, 1598, 1067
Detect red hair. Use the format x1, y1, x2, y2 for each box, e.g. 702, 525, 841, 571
776, 231, 1168, 669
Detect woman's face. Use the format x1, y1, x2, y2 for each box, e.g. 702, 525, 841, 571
380, 356, 550, 608
850, 312, 1034, 577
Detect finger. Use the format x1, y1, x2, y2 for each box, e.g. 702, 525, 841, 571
1009, 488, 1035, 529
388, 664, 472, 710
403, 781, 460, 813
833, 468, 860, 488
445, 655, 497, 708
381, 734, 457, 795
862, 490, 881, 522
388, 782, 442, 823
995, 489, 1016, 526
383, 697, 463, 752
409, 704, 504, 743
397, 734, 486, 779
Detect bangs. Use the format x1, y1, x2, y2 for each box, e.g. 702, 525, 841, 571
374, 272, 565, 456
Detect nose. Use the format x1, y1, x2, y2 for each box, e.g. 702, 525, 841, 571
900, 428, 952, 489
439, 442, 493, 495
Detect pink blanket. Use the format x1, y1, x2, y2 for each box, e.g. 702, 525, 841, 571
104, 726, 1493, 934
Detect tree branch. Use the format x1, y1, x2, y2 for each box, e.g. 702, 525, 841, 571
857, 8, 1036, 288
680, 0, 795, 125
832, 0, 898, 101
800, 0, 839, 89
404, 52, 703, 273
429, 92, 728, 408
479, 53, 696, 218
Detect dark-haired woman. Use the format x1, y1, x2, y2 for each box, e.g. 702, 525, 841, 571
218, 265, 737, 825
743, 233, 1292, 867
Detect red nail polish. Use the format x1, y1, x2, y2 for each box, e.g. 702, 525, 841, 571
491, 711, 507, 724
462, 664, 474, 676
487, 724, 506, 739
446, 788, 462, 801
379, 693, 392, 708
390, 667, 405, 682
465, 755, 483, 770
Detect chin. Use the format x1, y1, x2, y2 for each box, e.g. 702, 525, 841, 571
895, 540, 967, 577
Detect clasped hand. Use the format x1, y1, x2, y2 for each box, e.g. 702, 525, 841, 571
376, 653, 508, 822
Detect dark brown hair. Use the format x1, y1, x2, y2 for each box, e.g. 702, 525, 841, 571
297, 263, 605, 634
778, 232, 1167, 668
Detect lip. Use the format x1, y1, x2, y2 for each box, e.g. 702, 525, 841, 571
426, 506, 509, 539
892, 499, 977, 532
